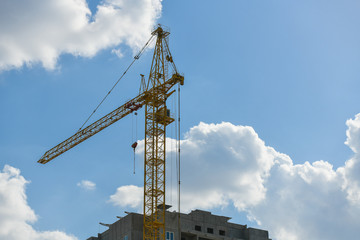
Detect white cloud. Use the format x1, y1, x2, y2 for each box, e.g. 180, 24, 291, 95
248, 159, 353, 240
175, 122, 280, 212
0, 0, 162, 71
77, 180, 96, 190
111, 48, 124, 58
338, 113, 360, 205
0, 165, 77, 240
109, 185, 142, 209
110, 114, 360, 240
345, 113, 360, 153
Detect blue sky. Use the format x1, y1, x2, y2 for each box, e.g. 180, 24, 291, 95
1, 1, 360, 240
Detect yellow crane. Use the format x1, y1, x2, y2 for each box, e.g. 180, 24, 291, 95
38, 26, 184, 240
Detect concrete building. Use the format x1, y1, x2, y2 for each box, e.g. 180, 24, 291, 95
87, 209, 271, 240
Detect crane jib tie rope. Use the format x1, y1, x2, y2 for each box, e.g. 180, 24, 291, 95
77, 35, 155, 132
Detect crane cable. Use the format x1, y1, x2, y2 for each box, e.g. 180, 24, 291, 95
77, 34, 155, 132
131, 111, 138, 174
177, 82, 181, 240
170, 90, 176, 205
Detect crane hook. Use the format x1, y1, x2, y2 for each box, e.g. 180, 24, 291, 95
131, 142, 138, 174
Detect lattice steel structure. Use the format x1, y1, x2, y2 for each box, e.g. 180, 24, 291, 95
38, 26, 184, 240
143, 27, 174, 240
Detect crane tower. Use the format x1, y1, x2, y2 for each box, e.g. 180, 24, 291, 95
38, 26, 184, 240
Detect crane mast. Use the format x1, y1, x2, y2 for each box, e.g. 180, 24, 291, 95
144, 26, 172, 240
38, 26, 184, 240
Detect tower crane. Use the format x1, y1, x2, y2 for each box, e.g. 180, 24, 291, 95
38, 26, 184, 240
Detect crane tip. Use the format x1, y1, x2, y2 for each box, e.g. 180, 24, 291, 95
37, 158, 48, 164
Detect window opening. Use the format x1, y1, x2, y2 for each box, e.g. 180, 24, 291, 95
166, 231, 174, 240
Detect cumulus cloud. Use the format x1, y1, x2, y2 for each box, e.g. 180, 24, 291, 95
110, 114, 360, 240
0, 0, 162, 71
248, 159, 355, 240
338, 113, 360, 206
345, 113, 360, 153
77, 180, 96, 190
109, 185, 143, 209
0, 165, 77, 240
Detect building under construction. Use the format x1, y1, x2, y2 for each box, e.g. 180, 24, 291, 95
87, 209, 271, 240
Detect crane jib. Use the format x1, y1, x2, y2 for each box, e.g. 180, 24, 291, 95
38, 73, 183, 164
